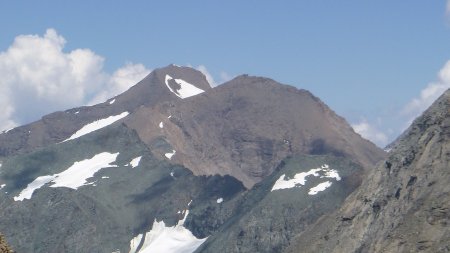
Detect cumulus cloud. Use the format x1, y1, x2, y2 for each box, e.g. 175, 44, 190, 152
194, 65, 233, 87
196, 65, 218, 87
89, 62, 150, 104
0, 29, 150, 131
401, 60, 450, 126
352, 119, 389, 147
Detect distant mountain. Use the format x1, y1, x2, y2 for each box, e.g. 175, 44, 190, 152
0, 65, 386, 253
285, 89, 450, 253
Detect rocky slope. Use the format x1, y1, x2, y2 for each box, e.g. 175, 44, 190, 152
124, 74, 385, 187
285, 89, 450, 253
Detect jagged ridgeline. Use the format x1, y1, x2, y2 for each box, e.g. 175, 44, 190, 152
0, 65, 387, 253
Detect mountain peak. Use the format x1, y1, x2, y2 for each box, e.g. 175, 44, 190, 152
154, 64, 212, 91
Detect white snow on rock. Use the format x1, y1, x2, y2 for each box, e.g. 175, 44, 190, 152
159, 122, 164, 128
109, 99, 116, 104
75, 111, 80, 114
129, 156, 142, 168
168, 115, 172, 119
0, 128, 13, 134
308, 181, 333, 195
164, 75, 205, 99
0, 184, 6, 189
170, 172, 174, 177
14, 152, 119, 201
129, 209, 207, 253
216, 198, 223, 204
165, 150, 176, 160
101, 176, 110, 179
64, 112, 129, 141
129, 234, 143, 253
14, 175, 54, 201
271, 164, 340, 192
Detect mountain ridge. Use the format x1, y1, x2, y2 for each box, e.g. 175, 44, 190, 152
0, 65, 390, 253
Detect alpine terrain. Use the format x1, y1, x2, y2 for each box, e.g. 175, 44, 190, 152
2, 65, 444, 253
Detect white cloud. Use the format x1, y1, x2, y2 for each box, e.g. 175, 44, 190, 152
0, 29, 150, 131
196, 65, 217, 87
194, 65, 233, 87
220, 71, 233, 83
89, 62, 150, 104
401, 60, 450, 126
352, 119, 388, 147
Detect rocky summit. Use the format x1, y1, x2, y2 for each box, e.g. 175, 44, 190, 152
1, 65, 445, 253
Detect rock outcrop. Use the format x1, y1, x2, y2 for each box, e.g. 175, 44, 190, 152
285, 89, 450, 253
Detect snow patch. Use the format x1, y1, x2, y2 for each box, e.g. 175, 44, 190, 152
164, 75, 204, 99
129, 210, 206, 253
14, 175, 54, 201
101, 176, 110, 179
14, 152, 119, 201
216, 198, 223, 204
168, 115, 172, 119
109, 99, 116, 104
271, 164, 340, 192
1, 128, 13, 134
308, 181, 333, 195
129, 156, 142, 168
75, 111, 80, 114
129, 233, 143, 253
64, 112, 129, 141
0, 184, 6, 189
165, 150, 176, 160
170, 172, 174, 177
159, 122, 164, 128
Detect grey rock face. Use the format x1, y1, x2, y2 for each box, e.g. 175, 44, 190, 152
285, 89, 450, 253
196, 155, 363, 253
0, 124, 245, 253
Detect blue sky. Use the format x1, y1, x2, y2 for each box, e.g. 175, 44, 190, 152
0, 1, 449, 147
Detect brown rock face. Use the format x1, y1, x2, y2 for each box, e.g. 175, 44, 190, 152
284, 90, 450, 253
125, 74, 385, 188
0, 234, 14, 253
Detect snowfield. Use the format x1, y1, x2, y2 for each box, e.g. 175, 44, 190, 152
64, 112, 129, 141
14, 152, 119, 201
308, 181, 333, 195
271, 164, 341, 194
129, 206, 207, 253
164, 75, 204, 99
